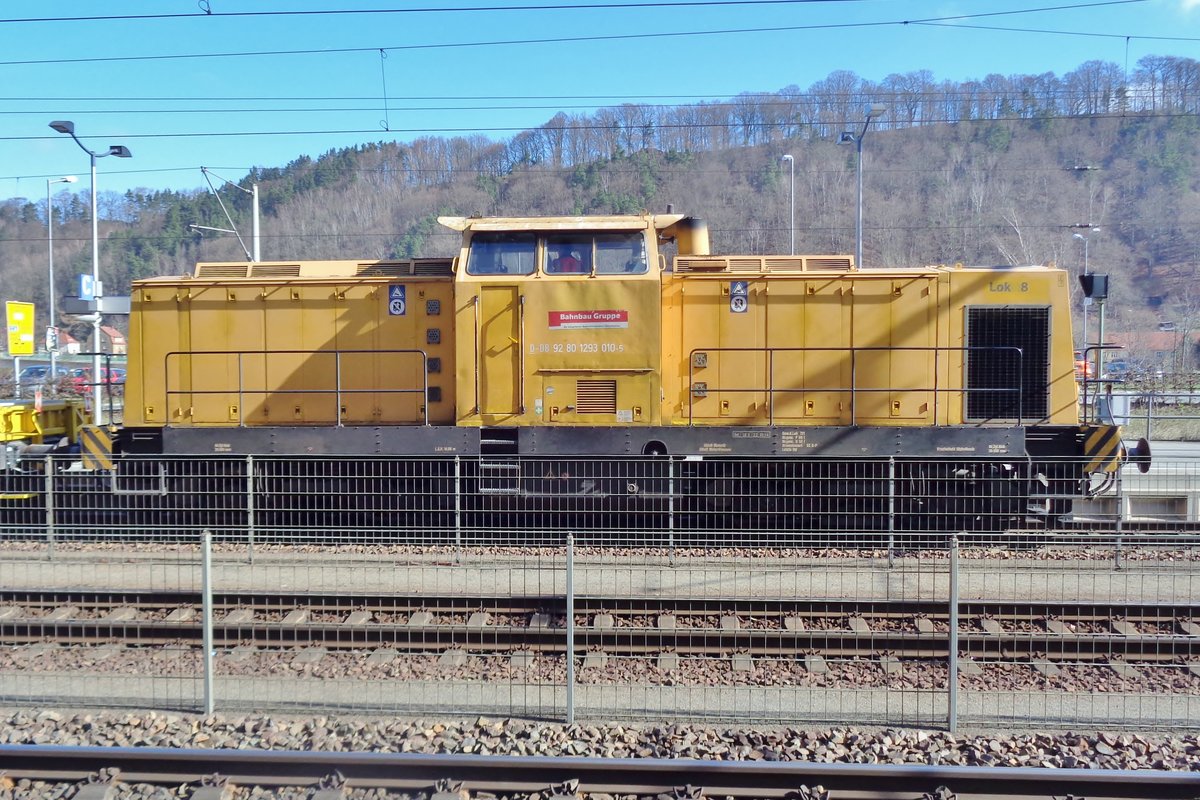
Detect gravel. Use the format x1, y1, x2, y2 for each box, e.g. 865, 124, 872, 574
3, 645, 1199, 694
1, 709, 1198, 769
1, 540, 1197, 563
2, 711, 1197, 797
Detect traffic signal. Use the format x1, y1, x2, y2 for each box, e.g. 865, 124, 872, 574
1078, 274, 1109, 300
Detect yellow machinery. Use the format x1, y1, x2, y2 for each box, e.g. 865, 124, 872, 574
124, 259, 456, 431
6, 211, 1142, 535
662, 258, 1078, 428
115, 213, 1093, 457
0, 398, 86, 446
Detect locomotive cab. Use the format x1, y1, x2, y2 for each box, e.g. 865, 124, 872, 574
442, 214, 681, 431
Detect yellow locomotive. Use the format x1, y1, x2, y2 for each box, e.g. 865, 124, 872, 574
92, 212, 1128, 533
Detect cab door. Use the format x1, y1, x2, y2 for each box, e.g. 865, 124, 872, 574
477, 285, 523, 419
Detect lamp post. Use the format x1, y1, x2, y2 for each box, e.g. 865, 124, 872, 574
46, 175, 78, 380
779, 154, 794, 255
49, 120, 132, 425
838, 104, 887, 267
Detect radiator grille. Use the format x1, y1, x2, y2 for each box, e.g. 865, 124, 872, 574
414, 259, 454, 275
356, 262, 413, 277
576, 380, 617, 414
194, 264, 250, 278
675, 255, 857, 273
965, 306, 1050, 421
250, 263, 302, 278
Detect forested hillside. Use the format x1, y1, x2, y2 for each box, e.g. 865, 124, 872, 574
4, 54, 1200, 352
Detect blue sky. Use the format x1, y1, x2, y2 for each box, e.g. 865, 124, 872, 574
2, 0, 1199, 203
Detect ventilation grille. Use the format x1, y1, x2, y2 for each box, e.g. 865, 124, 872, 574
803, 257, 855, 270
353, 259, 453, 277
675, 255, 856, 273
675, 258, 729, 273
250, 263, 302, 278
965, 306, 1051, 421
576, 380, 617, 414
194, 264, 251, 278
357, 262, 414, 277
414, 258, 454, 275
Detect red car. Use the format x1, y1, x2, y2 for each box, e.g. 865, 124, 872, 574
70, 367, 126, 392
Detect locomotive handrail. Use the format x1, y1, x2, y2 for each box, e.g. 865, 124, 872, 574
685, 345, 1025, 427
163, 349, 431, 427
472, 294, 481, 415
1079, 342, 1124, 423
518, 294, 527, 415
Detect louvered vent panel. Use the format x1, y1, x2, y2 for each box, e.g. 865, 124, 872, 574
357, 262, 413, 277
965, 306, 1050, 421
414, 259, 454, 275
576, 380, 617, 414
675, 258, 728, 273
728, 258, 763, 272
805, 257, 854, 270
764, 258, 796, 270
250, 264, 302, 278
194, 264, 251, 278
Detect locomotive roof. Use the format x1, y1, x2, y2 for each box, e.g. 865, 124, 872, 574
437, 213, 687, 232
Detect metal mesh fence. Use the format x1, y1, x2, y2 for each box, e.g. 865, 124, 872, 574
0, 541, 202, 712
953, 532, 1200, 730
1, 453, 1197, 729
8, 452, 1199, 545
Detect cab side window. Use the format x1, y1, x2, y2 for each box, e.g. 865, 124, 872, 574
466, 232, 537, 275
595, 233, 647, 274
545, 236, 591, 274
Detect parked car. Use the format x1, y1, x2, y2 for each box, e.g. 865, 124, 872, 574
16, 367, 50, 383
1104, 359, 1131, 381
70, 367, 126, 393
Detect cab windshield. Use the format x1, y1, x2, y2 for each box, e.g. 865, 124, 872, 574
466, 232, 537, 275
545, 232, 647, 275
467, 230, 648, 276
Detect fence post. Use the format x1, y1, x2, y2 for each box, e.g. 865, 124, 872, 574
44, 456, 55, 560
1114, 457, 1125, 543
947, 534, 959, 733
565, 530, 576, 725
667, 458, 676, 565
887, 456, 896, 567
454, 455, 463, 563
245, 455, 255, 563
201, 528, 215, 715
1145, 391, 1153, 441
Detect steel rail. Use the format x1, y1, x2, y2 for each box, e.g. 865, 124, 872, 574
4, 589, 1197, 622
2, 620, 1194, 661
1, 591, 1196, 660
2, 745, 1199, 799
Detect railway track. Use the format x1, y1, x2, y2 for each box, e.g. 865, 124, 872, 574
2, 590, 1197, 663
2, 744, 1199, 800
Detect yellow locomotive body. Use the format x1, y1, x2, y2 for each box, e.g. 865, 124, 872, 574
3, 212, 1137, 536
125, 259, 457, 432
662, 259, 1078, 429
124, 213, 1082, 453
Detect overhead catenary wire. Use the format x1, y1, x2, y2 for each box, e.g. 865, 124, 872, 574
0, 0, 1143, 25
0, 1, 1174, 68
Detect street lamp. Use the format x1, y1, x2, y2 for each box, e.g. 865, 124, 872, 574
779, 154, 794, 255
46, 175, 78, 380
49, 120, 132, 426
838, 104, 887, 267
